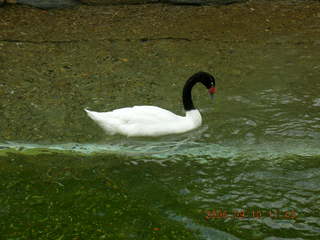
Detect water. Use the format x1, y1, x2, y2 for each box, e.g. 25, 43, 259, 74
1, 138, 320, 239
1, 76, 320, 239
1, 3, 320, 239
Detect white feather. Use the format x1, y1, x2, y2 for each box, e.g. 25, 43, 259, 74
84, 106, 202, 137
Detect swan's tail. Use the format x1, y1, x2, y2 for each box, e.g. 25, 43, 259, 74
84, 108, 119, 135
84, 108, 108, 123
84, 108, 97, 120
84, 108, 99, 121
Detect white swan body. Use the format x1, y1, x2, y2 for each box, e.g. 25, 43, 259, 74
85, 106, 201, 137
85, 72, 216, 137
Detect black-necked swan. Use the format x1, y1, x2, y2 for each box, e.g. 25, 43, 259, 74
85, 71, 216, 137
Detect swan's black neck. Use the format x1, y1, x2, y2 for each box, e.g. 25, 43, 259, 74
182, 79, 197, 111
182, 72, 215, 111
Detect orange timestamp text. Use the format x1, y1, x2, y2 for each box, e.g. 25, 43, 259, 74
205, 209, 297, 220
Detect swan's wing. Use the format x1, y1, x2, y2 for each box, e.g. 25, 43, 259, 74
108, 106, 184, 123
85, 106, 192, 137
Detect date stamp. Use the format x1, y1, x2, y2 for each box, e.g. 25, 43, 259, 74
205, 209, 297, 220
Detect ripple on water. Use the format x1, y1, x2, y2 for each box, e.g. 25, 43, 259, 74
1, 136, 320, 239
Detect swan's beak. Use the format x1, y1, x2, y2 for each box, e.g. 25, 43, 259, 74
208, 87, 216, 101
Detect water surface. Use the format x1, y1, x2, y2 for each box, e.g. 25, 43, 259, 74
1, 2, 320, 239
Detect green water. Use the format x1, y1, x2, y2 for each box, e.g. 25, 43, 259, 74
1, 138, 320, 239
1, 9, 320, 240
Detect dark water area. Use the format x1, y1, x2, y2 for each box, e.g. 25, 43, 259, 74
1, 1, 320, 239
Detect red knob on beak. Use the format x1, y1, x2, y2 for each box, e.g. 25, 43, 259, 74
209, 87, 216, 94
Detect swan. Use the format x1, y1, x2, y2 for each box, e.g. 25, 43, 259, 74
85, 71, 216, 137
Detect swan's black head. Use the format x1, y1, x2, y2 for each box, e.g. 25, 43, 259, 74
190, 71, 216, 91
183, 71, 217, 111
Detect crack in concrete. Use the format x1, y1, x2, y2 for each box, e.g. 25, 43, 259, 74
0, 37, 193, 44
0, 38, 316, 45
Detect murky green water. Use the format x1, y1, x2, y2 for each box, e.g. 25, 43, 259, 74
1, 4, 320, 239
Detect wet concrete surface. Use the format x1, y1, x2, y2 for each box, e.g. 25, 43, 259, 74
0, 1, 320, 142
